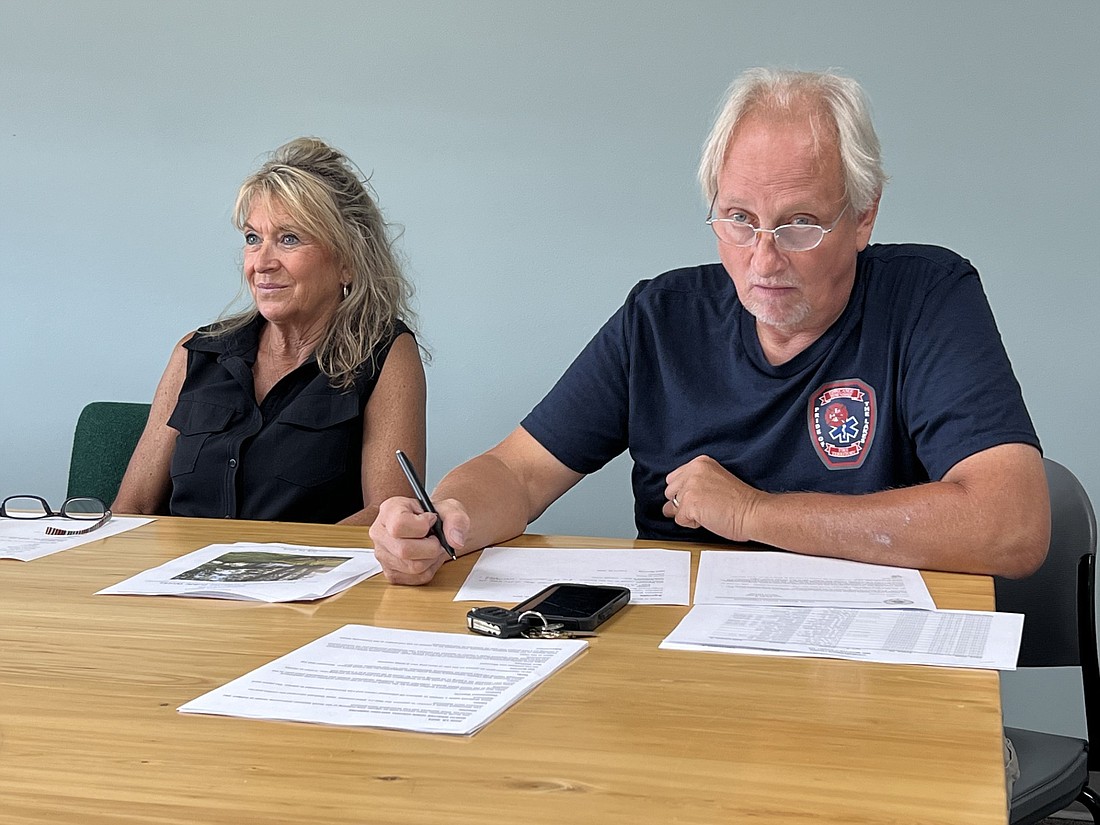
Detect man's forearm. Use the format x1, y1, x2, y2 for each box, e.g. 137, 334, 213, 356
746, 468, 1048, 578
432, 453, 538, 553
432, 428, 586, 554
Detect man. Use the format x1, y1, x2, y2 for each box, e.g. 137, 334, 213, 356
370, 68, 1049, 587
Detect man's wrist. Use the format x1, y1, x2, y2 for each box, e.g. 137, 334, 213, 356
739, 488, 774, 544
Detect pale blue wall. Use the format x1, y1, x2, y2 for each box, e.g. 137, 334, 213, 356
2, 0, 1097, 735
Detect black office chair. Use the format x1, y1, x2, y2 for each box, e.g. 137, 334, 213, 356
995, 458, 1100, 824
66, 401, 151, 505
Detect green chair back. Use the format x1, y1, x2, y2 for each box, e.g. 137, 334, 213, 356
66, 401, 151, 504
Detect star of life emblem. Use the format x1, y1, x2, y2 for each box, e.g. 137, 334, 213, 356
808, 379, 877, 469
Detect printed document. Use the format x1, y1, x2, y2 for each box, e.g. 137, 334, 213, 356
694, 550, 936, 609
660, 604, 1023, 670
455, 546, 691, 604
0, 516, 152, 561
179, 624, 587, 735
97, 542, 381, 602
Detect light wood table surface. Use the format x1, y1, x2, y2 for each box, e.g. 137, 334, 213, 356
0, 517, 1007, 824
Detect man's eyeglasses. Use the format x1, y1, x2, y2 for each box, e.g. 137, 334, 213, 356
706, 194, 848, 252
0, 495, 113, 536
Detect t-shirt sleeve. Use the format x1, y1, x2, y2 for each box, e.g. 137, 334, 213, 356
521, 287, 640, 475
900, 263, 1040, 480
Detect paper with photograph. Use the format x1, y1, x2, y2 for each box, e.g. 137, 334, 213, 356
96, 541, 381, 602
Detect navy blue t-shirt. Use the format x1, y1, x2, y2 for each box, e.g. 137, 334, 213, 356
521, 244, 1039, 544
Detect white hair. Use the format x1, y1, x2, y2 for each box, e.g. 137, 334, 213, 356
698, 68, 887, 212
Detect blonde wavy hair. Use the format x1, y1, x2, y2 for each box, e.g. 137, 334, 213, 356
210, 137, 417, 389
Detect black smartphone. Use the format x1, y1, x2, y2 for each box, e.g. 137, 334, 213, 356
513, 582, 631, 632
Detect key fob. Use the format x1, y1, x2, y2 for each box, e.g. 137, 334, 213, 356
466, 606, 527, 638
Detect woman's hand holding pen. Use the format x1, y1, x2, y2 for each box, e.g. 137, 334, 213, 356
370, 497, 469, 585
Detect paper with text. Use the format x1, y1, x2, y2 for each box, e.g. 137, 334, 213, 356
660, 604, 1023, 670
96, 542, 381, 602
179, 624, 587, 735
694, 550, 936, 609
0, 516, 152, 561
455, 546, 691, 604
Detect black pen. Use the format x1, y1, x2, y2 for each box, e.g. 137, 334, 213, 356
395, 450, 457, 560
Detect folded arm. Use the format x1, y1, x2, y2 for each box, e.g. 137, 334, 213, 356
664, 442, 1049, 578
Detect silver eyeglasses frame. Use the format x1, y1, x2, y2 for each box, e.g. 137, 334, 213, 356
706, 194, 849, 252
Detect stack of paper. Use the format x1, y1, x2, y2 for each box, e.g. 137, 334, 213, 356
660, 603, 1022, 669
179, 624, 587, 735
660, 551, 1022, 670
693, 550, 936, 609
0, 516, 152, 561
455, 545, 692, 604
96, 542, 382, 602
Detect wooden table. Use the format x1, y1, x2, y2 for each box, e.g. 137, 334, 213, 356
0, 517, 1007, 824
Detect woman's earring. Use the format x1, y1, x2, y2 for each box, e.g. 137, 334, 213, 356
342, 283, 351, 300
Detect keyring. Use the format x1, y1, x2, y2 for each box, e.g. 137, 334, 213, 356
517, 610, 549, 629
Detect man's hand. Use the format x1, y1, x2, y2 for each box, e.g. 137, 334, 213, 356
369, 496, 470, 585
662, 456, 766, 541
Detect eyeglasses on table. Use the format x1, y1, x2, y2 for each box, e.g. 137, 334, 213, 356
0, 495, 113, 536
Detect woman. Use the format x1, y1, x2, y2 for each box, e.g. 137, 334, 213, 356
114, 137, 425, 524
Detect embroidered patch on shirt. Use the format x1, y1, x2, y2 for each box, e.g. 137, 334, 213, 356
808, 379, 877, 470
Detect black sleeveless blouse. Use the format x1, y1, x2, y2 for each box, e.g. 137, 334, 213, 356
167, 316, 411, 522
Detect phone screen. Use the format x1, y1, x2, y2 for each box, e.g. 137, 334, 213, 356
514, 583, 630, 626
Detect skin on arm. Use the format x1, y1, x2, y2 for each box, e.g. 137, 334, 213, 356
369, 426, 583, 585
111, 335, 193, 515
663, 442, 1050, 578
339, 333, 427, 527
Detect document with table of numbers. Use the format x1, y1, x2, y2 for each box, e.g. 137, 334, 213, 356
660, 604, 1023, 670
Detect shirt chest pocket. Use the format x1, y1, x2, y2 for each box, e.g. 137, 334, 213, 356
273, 394, 361, 488
167, 399, 238, 477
